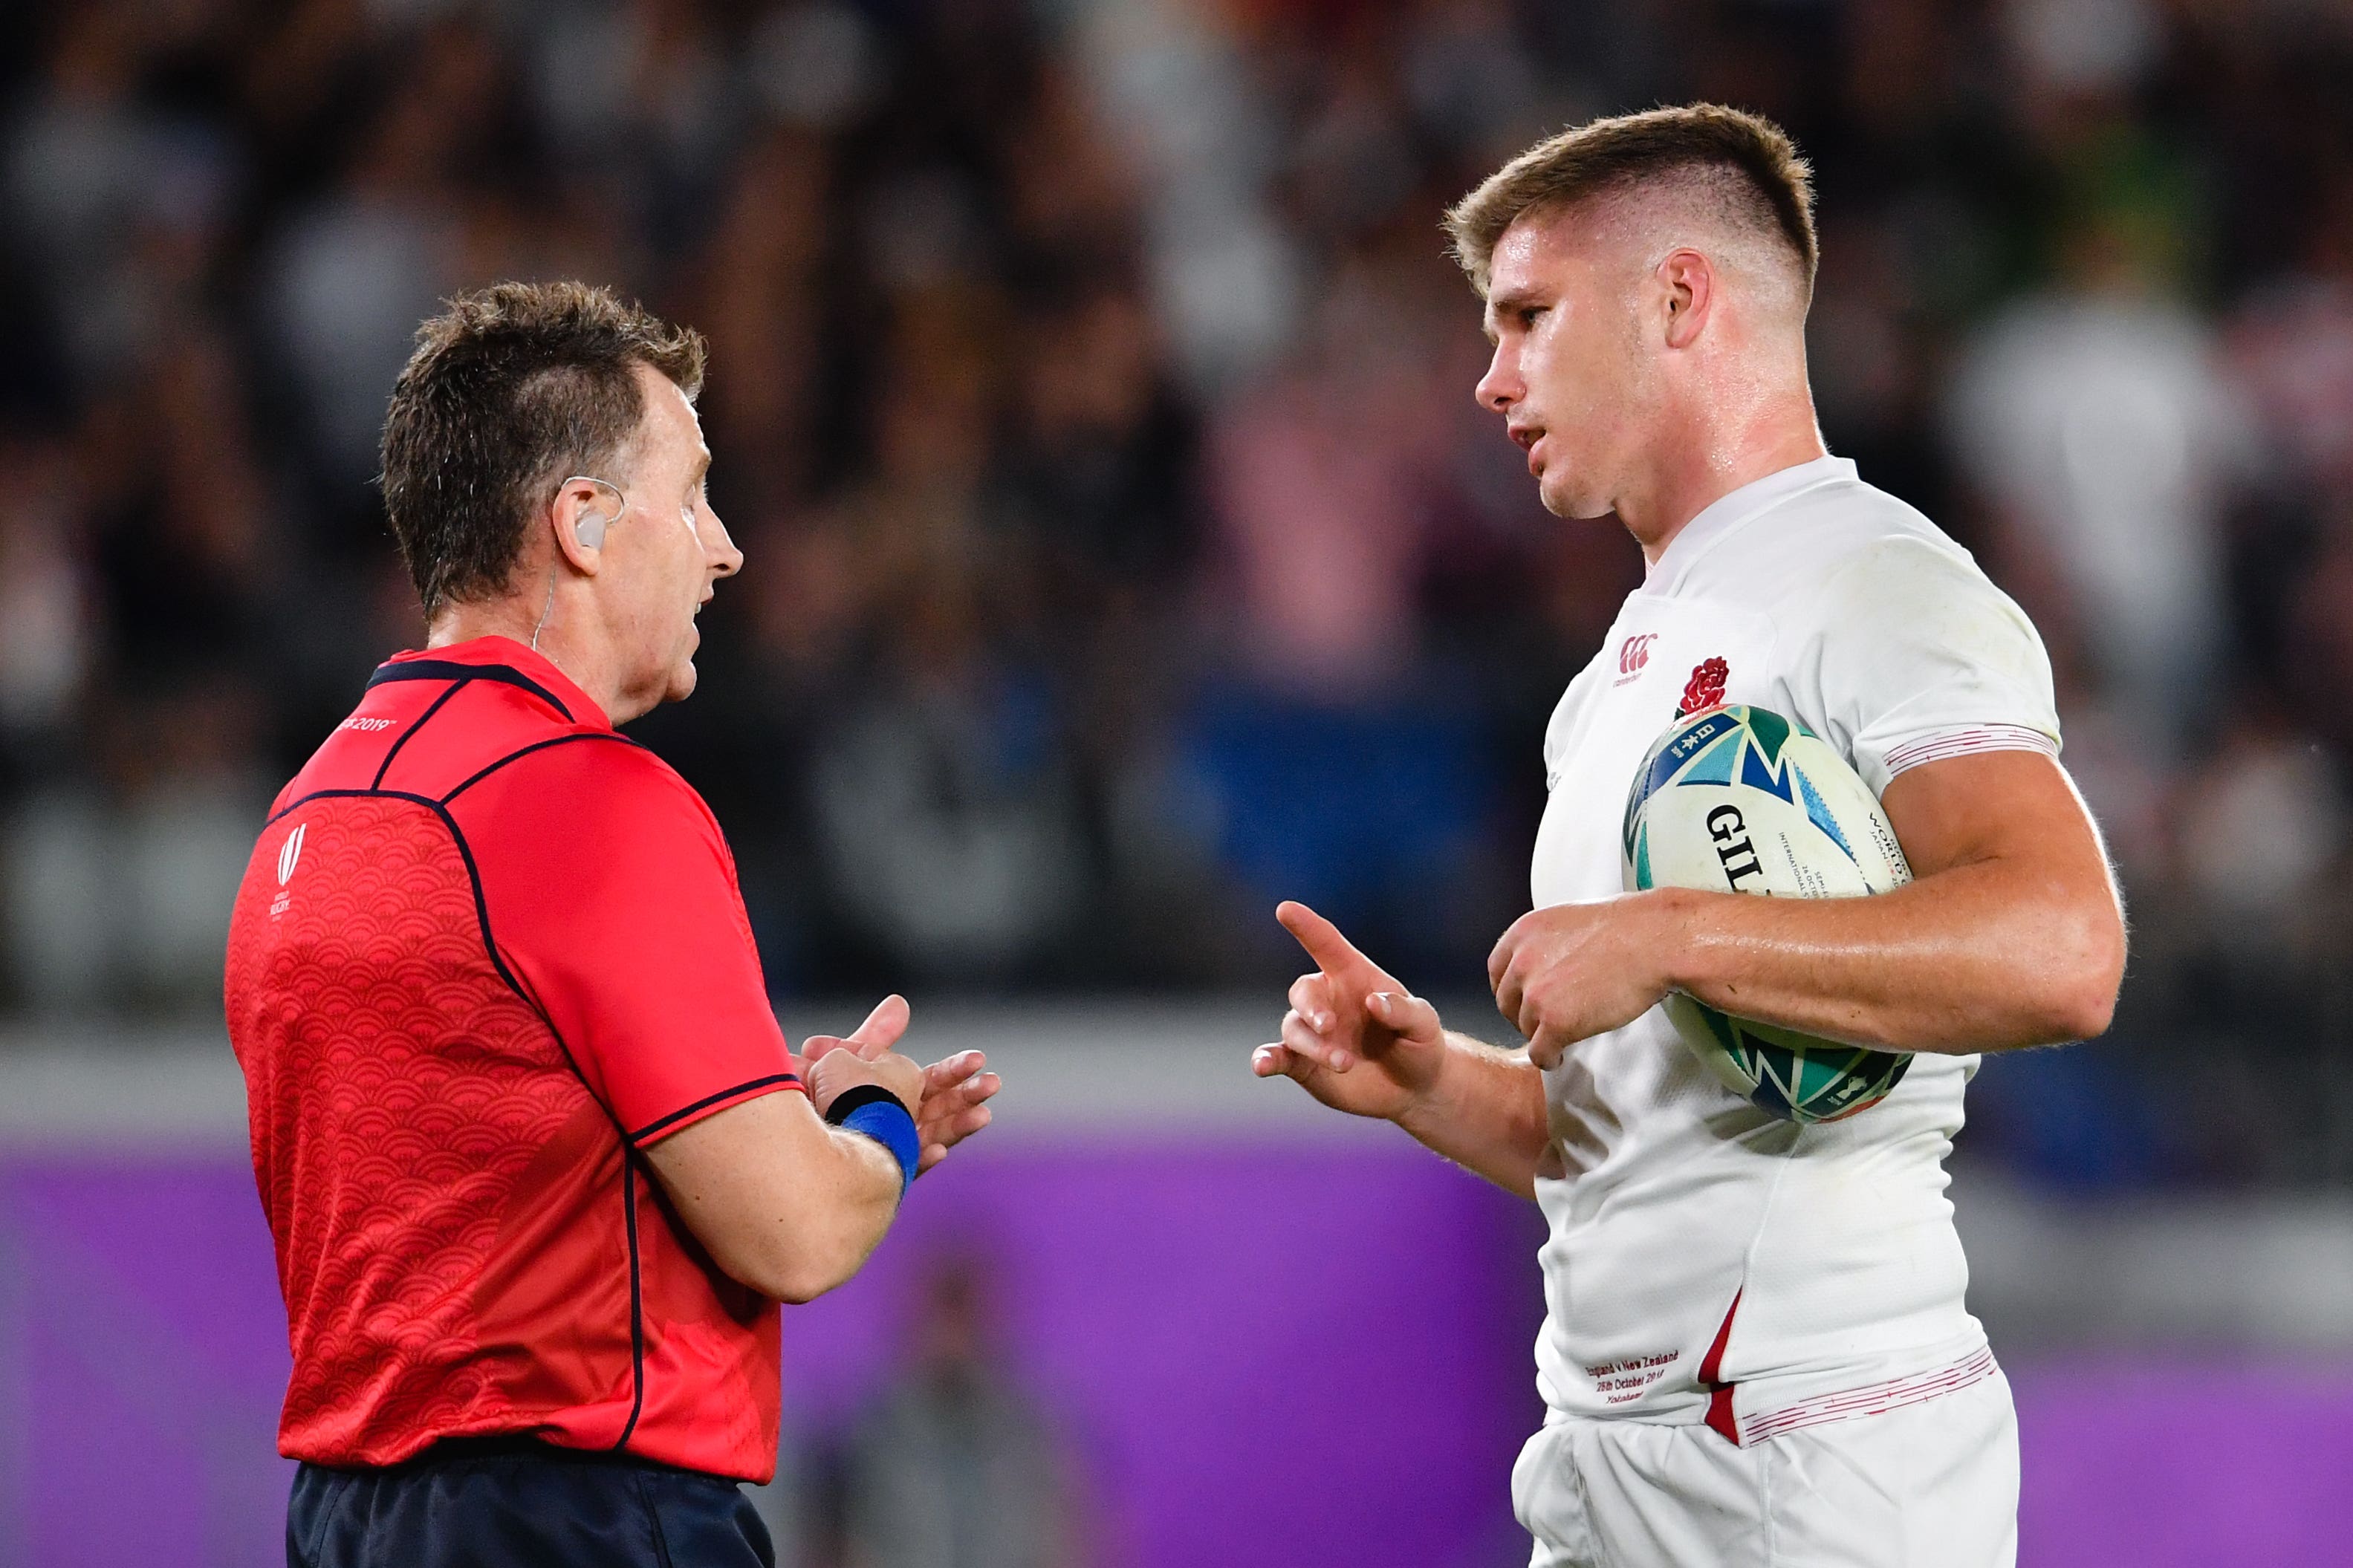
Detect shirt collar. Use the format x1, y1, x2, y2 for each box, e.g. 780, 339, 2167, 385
1643, 455, 1857, 596
380, 636, 612, 730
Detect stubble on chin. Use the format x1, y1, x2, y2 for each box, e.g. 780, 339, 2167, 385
1537, 466, 1616, 522
1536, 470, 1583, 520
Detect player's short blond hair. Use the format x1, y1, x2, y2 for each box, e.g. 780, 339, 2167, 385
1444, 103, 1817, 302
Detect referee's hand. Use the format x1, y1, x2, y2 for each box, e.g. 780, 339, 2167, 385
807, 1044, 925, 1122
799, 995, 1001, 1175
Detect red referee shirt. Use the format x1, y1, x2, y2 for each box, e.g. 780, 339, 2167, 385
223, 636, 804, 1481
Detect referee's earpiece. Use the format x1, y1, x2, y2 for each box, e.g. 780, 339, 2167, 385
566, 478, 621, 551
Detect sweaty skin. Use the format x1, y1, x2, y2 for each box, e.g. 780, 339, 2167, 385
1254, 198, 2125, 1194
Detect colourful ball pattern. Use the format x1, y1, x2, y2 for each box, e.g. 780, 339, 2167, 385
1625, 704, 1914, 1125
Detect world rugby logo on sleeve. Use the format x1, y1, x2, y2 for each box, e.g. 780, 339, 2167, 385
271, 822, 306, 919
1623, 705, 1915, 1123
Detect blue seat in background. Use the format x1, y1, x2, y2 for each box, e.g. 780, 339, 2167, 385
1176, 682, 1500, 966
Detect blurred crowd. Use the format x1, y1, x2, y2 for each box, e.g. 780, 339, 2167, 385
4, 0, 2353, 1186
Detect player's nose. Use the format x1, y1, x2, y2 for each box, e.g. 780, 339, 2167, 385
1474, 345, 1519, 414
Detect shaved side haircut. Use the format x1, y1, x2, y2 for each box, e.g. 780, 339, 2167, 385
380, 282, 707, 621
1445, 103, 1817, 305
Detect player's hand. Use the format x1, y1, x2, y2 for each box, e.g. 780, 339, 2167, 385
800, 995, 999, 1174
1253, 900, 1447, 1122
1487, 896, 1678, 1068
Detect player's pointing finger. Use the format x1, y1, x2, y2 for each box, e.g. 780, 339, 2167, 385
1277, 900, 1372, 979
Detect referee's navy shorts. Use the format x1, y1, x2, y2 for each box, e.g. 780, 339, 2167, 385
287, 1439, 775, 1568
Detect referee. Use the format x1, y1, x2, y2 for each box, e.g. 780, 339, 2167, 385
224, 282, 999, 1567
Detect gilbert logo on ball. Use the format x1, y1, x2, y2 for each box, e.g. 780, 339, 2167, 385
1623, 704, 1915, 1124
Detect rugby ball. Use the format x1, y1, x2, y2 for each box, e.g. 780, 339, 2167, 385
1622, 705, 1915, 1123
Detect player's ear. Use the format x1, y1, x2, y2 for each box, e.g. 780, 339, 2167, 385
550, 478, 617, 576
1658, 248, 1713, 351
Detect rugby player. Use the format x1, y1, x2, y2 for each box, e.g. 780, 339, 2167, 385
224, 282, 998, 1567
1253, 105, 2126, 1567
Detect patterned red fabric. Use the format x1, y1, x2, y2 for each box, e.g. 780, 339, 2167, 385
224, 637, 800, 1481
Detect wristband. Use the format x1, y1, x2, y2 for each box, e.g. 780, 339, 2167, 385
824, 1084, 920, 1190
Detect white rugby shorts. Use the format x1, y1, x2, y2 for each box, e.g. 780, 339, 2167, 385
1512, 1367, 2018, 1568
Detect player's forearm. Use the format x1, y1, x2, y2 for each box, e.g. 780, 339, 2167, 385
1662, 857, 2123, 1054
1396, 1032, 1551, 1199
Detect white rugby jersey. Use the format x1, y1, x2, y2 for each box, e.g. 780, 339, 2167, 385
1528, 455, 2059, 1443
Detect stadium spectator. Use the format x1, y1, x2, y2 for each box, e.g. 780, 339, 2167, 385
832, 1258, 1083, 1568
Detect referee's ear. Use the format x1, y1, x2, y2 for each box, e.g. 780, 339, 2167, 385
549, 478, 616, 576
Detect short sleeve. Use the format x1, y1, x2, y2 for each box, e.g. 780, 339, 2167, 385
1797, 537, 2062, 798
460, 740, 802, 1146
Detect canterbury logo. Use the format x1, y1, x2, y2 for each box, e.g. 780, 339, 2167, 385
277, 823, 307, 886
1618, 634, 1658, 676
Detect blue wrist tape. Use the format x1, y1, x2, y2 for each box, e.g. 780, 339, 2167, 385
825, 1085, 920, 1189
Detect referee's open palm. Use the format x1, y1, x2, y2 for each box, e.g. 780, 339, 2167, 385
799, 995, 1001, 1175
1254, 901, 1447, 1123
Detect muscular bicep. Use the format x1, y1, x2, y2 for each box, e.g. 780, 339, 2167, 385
1670, 746, 2124, 1053
1880, 748, 2112, 888
1880, 748, 2126, 1044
